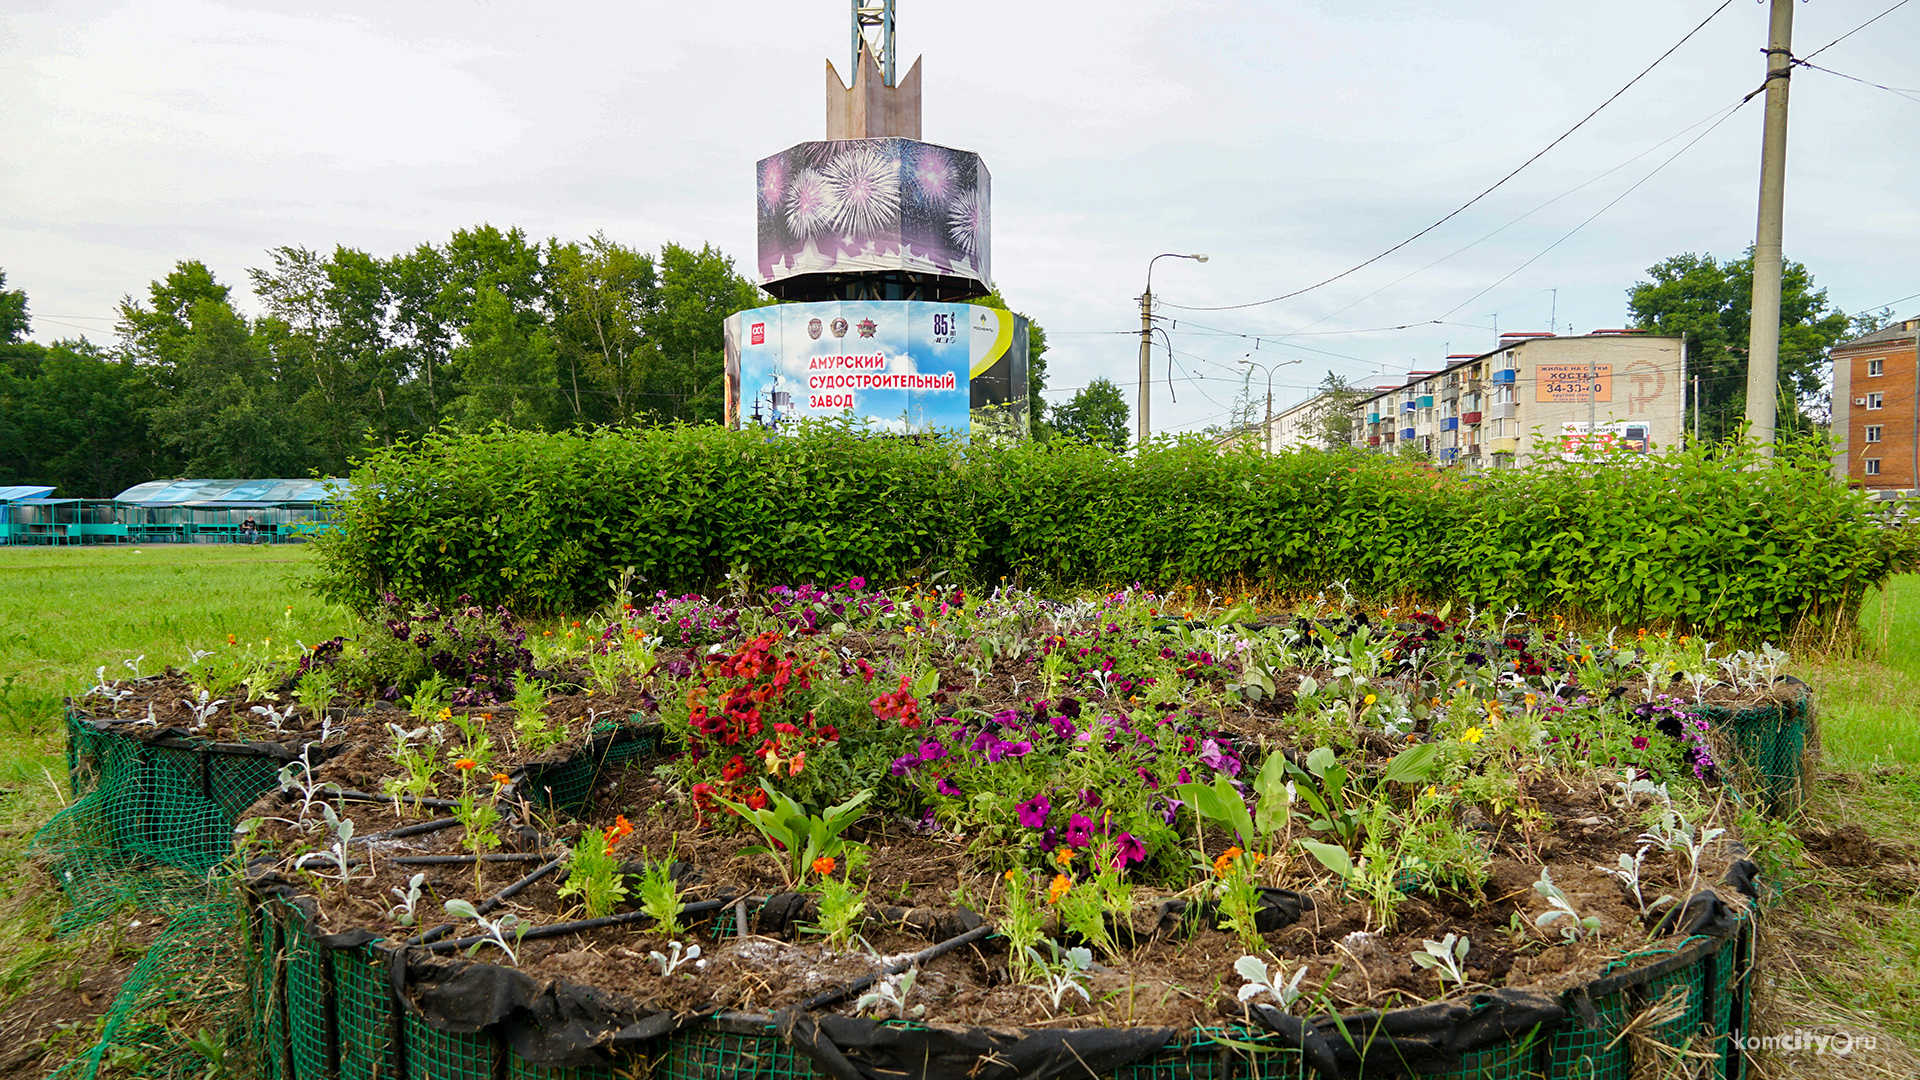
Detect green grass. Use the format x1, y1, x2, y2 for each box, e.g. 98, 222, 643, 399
0, 543, 355, 1076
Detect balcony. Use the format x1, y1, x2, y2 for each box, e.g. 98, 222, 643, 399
1442, 417, 1459, 431
1402, 401, 1418, 413
1440, 384, 1460, 400
1418, 395, 1434, 409
1493, 402, 1518, 420
1366, 412, 1380, 424
1400, 427, 1417, 440
1490, 436, 1519, 455
1367, 435, 1381, 446
1490, 369, 1517, 384
1468, 444, 1481, 457
1463, 410, 1483, 425
1440, 447, 1459, 462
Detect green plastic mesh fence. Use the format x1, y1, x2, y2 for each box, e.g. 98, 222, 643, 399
518, 726, 661, 814
46, 900, 253, 1080
336, 943, 401, 1080
35, 704, 1770, 1080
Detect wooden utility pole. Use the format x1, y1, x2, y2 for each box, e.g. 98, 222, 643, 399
1744, 0, 1794, 451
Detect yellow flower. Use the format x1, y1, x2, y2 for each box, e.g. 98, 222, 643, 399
1460, 727, 1485, 745
1054, 846, 1075, 867
1363, 694, 1377, 706
1524, 694, 1537, 708
1004, 869, 1018, 883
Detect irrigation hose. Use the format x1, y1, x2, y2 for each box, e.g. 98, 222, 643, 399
796, 923, 995, 1012
407, 853, 569, 945
420, 895, 741, 952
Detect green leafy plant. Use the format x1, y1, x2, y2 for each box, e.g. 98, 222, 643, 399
443, 899, 527, 963
1410, 933, 1470, 989
716, 783, 873, 890
512, 676, 566, 754
806, 874, 868, 948
1533, 867, 1601, 941
635, 849, 684, 938
557, 821, 631, 918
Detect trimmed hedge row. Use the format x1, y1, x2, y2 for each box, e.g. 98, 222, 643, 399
312, 424, 1902, 640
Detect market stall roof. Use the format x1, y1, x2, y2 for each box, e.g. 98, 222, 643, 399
114, 478, 349, 506
0, 485, 57, 502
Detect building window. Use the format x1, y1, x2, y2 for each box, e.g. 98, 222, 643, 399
1867, 393, 1885, 410
1866, 425, 1883, 443
1866, 458, 1882, 476
1869, 358, 1884, 377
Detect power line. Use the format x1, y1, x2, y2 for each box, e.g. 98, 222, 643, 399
1161, 0, 1739, 313
1803, 0, 1914, 62
1432, 96, 1754, 320
1793, 58, 1920, 104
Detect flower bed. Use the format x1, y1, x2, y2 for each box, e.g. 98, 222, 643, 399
42, 583, 1806, 1079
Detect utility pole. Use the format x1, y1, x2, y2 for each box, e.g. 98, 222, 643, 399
1264, 385, 1273, 454
1139, 253, 1207, 447
1138, 289, 1152, 446
1744, 0, 1794, 451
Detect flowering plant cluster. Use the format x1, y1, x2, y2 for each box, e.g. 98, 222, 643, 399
356, 593, 535, 704
609, 591, 741, 648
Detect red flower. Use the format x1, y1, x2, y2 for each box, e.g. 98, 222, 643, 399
746, 789, 769, 810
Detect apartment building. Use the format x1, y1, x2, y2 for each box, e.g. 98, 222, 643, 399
1832, 316, 1920, 492
1349, 331, 1686, 470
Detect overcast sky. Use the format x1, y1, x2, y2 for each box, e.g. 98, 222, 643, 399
3, 0, 1916, 434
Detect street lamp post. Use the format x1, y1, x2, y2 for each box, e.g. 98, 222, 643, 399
1140, 252, 1207, 446
1236, 355, 1301, 453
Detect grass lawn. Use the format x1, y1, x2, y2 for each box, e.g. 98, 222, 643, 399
0, 547, 1915, 1077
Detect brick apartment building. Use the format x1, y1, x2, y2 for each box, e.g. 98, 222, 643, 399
1832, 316, 1920, 492
1349, 331, 1686, 470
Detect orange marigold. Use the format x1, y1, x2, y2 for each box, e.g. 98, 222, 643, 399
453, 758, 478, 771
812, 855, 837, 876
1047, 874, 1072, 904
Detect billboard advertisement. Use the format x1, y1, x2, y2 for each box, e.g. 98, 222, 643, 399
1559, 421, 1650, 457
755, 138, 990, 292
1536, 364, 1612, 402
724, 300, 1027, 440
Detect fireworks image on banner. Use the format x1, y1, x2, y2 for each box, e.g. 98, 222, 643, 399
947, 188, 986, 260
908, 143, 955, 209
757, 153, 788, 215
823, 142, 901, 237
784, 168, 833, 237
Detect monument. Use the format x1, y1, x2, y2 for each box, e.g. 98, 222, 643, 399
723, 1, 1030, 440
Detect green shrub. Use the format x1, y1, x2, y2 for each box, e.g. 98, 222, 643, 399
312, 423, 1900, 641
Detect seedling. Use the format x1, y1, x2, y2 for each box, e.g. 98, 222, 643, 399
294, 803, 357, 881
1024, 941, 1094, 1012
856, 968, 924, 1019
1410, 933, 1470, 989
277, 746, 340, 826
1599, 848, 1676, 917
649, 940, 703, 978
182, 689, 226, 733
389, 873, 428, 926
635, 852, 684, 938
1533, 867, 1600, 941
556, 820, 630, 918
443, 899, 527, 964
1234, 955, 1309, 1007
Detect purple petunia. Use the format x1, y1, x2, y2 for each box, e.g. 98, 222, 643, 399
918, 739, 948, 762
1065, 813, 1096, 848
1631, 735, 1650, 750
1112, 832, 1147, 869
937, 776, 963, 797
1017, 793, 1051, 828
1199, 739, 1241, 777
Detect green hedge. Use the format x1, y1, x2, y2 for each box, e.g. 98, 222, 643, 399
312, 424, 1901, 640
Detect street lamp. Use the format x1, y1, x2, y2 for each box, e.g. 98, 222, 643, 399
1236, 354, 1301, 453
1139, 253, 1207, 446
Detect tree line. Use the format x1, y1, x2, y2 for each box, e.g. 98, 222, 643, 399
0, 226, 1056, 497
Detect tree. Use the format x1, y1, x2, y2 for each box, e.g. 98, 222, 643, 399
1625, 249, 1850, 443
1304, 371, 1371, 449
640, 243, 765, 425
547, 235, 657, 426
1051, 377, 1130, 451
0, 270, 29, 344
